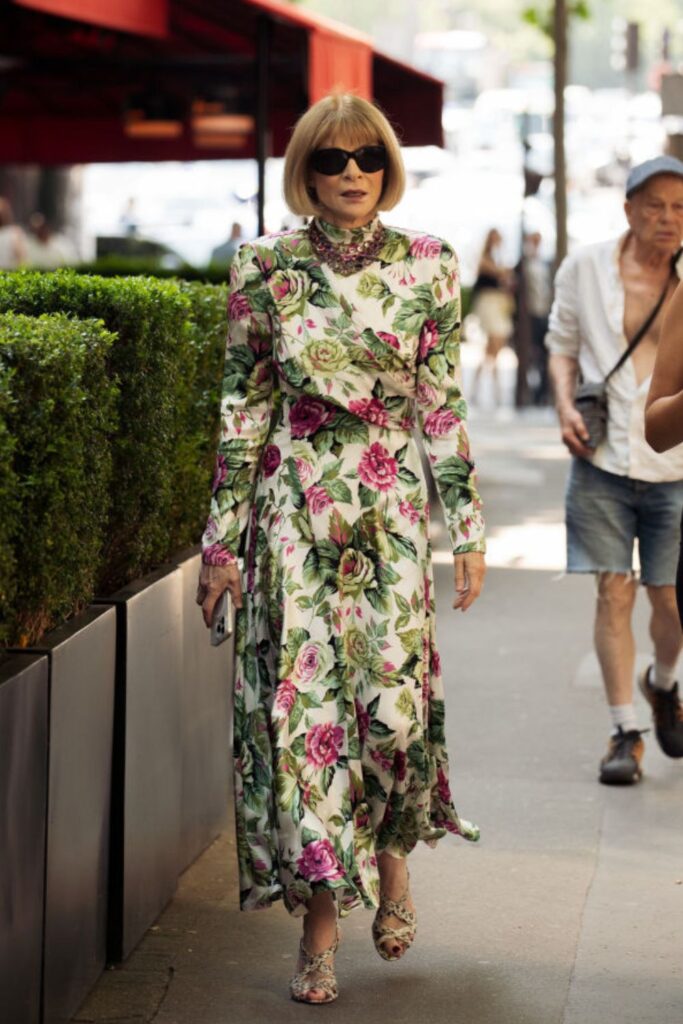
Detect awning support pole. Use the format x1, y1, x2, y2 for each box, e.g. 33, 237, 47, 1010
256, 14, 269, 237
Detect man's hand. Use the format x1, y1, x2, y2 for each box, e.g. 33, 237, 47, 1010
196, 563, 243, 628
558, 403, 593, 460
453, 552, 486, 612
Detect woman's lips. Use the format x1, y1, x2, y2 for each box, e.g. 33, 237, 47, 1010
341, 190, 366, 198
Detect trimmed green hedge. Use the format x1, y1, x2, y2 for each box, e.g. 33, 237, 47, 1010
0, 312, 117, 645
171, 280, 228, 551
75, 256, 230, 285
0, 270, 192, 592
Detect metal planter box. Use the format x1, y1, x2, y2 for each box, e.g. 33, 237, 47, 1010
99, 565, 183, 963
0, 652, 49, 1024
175, 547, 232, 872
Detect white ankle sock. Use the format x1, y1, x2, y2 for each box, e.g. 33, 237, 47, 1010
609, 703, 639, 734
652, 660, 677, 692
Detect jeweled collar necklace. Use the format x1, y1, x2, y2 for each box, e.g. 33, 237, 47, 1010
308, 216, 386, 276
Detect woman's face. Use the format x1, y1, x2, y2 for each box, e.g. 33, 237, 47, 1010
308, 134, 384, 229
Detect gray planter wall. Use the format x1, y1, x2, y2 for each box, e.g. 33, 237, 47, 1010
100, 565, 183, 963
9, 606, 117, 1024
175, 548, 232, 873
0, 653, 49, 1024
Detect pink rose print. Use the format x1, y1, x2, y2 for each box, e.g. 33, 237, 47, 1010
294, 642, 331, 685
212, 453, 228, 493
305, 722, 344, 768
289, 396, 335, 438
295, 457, 313, 484
272, 278, 291, 301
355, 698, 370, 746
228, 291, 251, 320
419, 319, 439, 360
410, 236, 442, 260
431, 648, 441, 675
417, 381, 438, 408
275, 678, 297, 714
358, 442, 398, 492
370, 748, 393, 772
422, 409, 459, 437
297, 839, 344, 882
437, 767, 452, 805
262, 444, 281, 477
203, 515, 219, 544
399, 500, 420, 525
348, 398, 389, 426
393, 749, 407, 782
202, 543, 235, 567
304, 484, 332, 515
377, 331, 400, 350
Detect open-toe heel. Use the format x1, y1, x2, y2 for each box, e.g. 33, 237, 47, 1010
289, 927, 340, 1004
372, 875, 416, 962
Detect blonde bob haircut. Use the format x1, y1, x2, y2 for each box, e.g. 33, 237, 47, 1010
283, 93, 406, 217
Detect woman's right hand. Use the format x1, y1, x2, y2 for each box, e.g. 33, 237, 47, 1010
196, 563, 243, 628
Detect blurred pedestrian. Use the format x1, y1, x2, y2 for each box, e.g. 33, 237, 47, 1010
547, 155, 683, 786
210, 221, 243, 266
25, 212, 78, 269
195, 93, 485, 1004
523, 231, 552, 405
0, 197, 27, 269
645, 281, 683, 632
471, 228, 515, 405
119, 197, 138, 236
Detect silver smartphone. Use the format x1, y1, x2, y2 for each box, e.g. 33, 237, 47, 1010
210, 590, 234, 646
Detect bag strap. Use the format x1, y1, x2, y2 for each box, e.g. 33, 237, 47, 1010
604, 246, 682, 385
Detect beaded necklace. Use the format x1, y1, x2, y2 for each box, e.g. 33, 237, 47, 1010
308, 218, 386, 276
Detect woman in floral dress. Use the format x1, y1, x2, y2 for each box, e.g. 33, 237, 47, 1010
196, 94, 486, 1004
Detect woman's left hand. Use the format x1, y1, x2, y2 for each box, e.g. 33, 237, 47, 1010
452, 552, 486, 612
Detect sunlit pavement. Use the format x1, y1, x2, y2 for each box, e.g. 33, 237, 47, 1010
73, 408, 683, 1024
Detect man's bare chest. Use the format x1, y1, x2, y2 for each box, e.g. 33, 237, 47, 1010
621, 269, 674, 384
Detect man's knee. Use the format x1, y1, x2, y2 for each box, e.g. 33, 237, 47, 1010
646, 584, 680, 623
596, 573, 637, 620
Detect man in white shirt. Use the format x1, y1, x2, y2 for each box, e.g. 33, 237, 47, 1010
547, 156, 683, 785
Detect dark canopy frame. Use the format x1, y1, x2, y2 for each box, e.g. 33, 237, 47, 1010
1, 0, 444, 231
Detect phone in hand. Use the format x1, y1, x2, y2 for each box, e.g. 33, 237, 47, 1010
210, 590, 234, 646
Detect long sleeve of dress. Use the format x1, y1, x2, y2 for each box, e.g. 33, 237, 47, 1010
415, 244, 485, 554
202, 243, 275, 566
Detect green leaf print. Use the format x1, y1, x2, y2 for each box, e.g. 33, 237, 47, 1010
369, 719, 394, 738
301, 826, 321, 846
291, 735, 306, 758
320, 765, 336, 794
324, 478, 353, 504
387, 531, 418, 563
289, 699, 305, 733
358, 483, 378, 508
429, 699, 446, 745
357, 271, 390, 301
395, 689, 417, 721
286, 627, 310, 662
328, 508, 353, 548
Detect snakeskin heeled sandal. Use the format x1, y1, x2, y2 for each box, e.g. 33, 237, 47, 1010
372, 876, 417, 962
289, 928, 340, 1004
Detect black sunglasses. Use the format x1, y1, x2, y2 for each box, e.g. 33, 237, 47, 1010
310, 145, 387, 176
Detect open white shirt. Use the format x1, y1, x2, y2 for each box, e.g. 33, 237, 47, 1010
546, 234, 683, 483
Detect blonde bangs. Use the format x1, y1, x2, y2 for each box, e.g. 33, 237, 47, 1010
283, 94, 406, 217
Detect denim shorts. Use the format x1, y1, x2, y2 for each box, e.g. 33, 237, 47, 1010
565, 457, 683, 586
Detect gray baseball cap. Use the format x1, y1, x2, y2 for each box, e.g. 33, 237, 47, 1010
626, 155, 683, 197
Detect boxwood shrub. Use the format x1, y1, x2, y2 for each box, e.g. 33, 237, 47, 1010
0, 270, 192, 592
75, 256, 230, 285
171, 280, 228, 551
0, 312, 117, 645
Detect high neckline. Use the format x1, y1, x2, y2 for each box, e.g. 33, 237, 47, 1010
313, 215, 381, 246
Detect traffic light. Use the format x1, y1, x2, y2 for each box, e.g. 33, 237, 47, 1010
611, 19, 640, 73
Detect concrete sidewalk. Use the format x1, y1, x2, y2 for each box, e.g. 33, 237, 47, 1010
73, 410, 683, 1024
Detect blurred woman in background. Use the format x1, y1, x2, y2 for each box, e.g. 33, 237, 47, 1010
470, 227, 515, 405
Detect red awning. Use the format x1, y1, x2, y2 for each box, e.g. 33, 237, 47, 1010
13, 0, 168, 38
0, 0, 443, 163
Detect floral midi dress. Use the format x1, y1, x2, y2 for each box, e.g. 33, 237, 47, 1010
202, 216, 485, 916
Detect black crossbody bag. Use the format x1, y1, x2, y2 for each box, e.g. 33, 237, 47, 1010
574, 250, 681, 449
